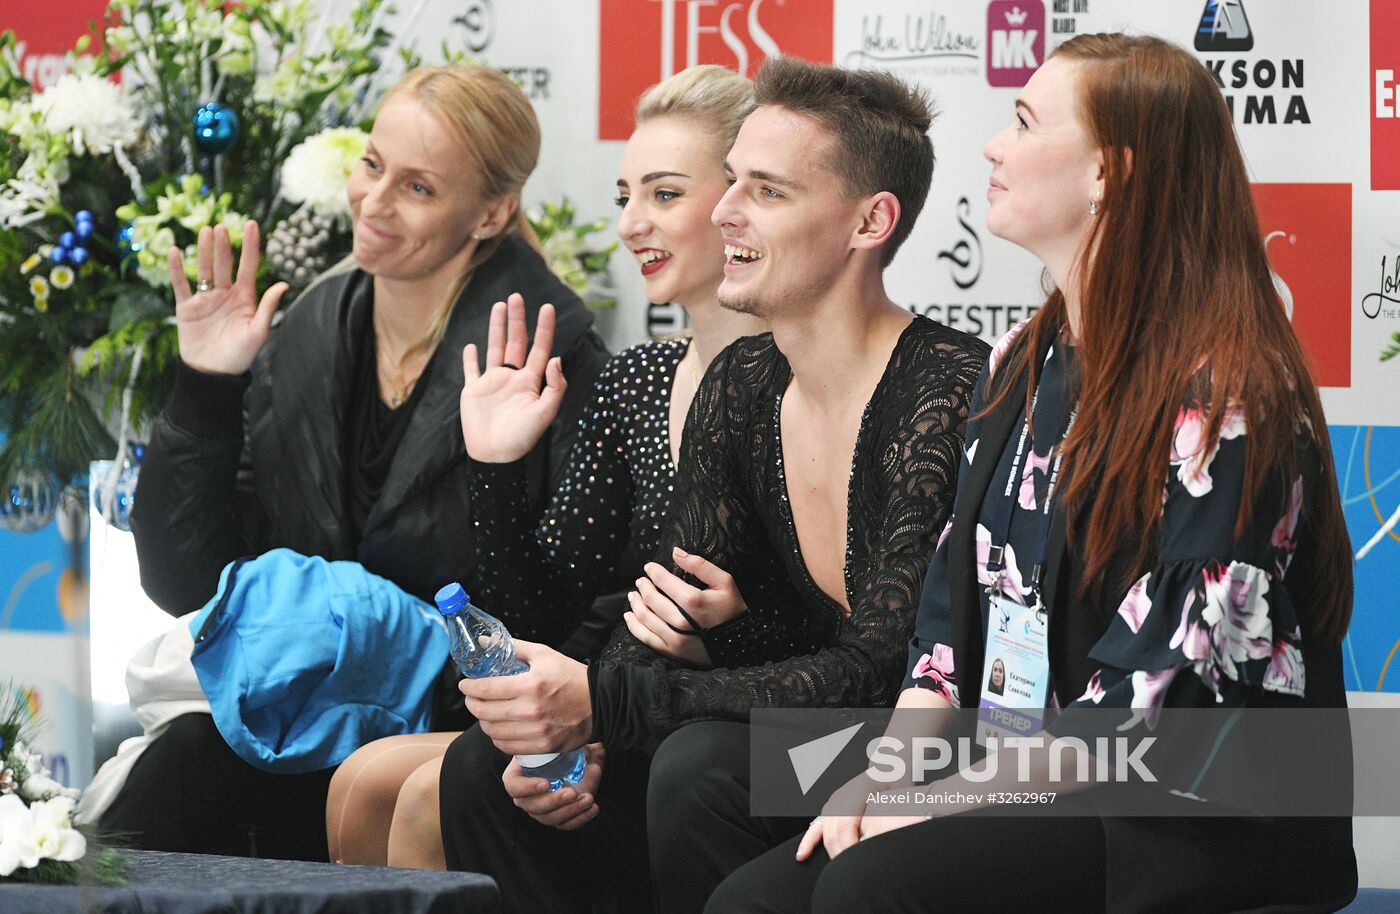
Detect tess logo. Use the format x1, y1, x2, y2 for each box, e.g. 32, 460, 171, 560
598, 0, 832, 141
1251, 184, 1351, 388
1373, 0, 1400, 189
986, 1, 1044, 88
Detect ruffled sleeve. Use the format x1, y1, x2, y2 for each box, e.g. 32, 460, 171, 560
1066, 404, 1310, 722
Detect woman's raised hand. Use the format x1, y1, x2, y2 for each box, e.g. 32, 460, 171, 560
460, 293, 567, 463
169, 221, 289, 376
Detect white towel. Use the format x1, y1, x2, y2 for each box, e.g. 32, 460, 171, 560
76, 613, 209, 826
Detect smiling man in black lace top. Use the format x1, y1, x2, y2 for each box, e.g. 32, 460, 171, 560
440, 57, 990, 913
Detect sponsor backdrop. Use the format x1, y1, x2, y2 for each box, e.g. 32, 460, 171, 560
2, 2, 1397, 798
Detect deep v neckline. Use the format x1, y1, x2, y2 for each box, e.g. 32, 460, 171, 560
770, 319, 916, 622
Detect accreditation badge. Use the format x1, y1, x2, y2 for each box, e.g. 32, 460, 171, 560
976, 591, 1051, 748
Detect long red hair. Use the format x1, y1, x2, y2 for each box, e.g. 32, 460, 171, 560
984, 34, 1352, 641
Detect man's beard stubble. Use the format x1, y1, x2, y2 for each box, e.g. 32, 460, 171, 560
717, 289, 766, 318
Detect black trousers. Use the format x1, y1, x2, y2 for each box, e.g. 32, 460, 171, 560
439, 720, 807, 914
98, 713, 334, 861
707, 799, 1108, 914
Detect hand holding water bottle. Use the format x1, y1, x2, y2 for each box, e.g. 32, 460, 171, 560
436, 583, 589, 790
458, 637, 593, 758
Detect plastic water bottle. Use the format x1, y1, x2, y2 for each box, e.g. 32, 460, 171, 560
434, 583, 587, 790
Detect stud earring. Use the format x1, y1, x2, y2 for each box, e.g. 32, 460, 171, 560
472, 232, 483, 240
1088, 197, 1100, 216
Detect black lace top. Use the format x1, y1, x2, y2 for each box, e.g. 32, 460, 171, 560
589, 316, 990, 752
467, 339, 689, 648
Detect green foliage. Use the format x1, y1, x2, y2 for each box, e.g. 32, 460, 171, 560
527, 198, 620, 310
1382, 331, 1400, 363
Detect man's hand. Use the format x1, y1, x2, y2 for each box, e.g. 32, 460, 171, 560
460, 640, 592, 755
503, 743, 605, 830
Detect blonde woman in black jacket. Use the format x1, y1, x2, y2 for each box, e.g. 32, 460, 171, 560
103, 64, 609, 862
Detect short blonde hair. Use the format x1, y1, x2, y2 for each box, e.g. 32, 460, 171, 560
382, 64, 542, 348
635, 64, 754, 154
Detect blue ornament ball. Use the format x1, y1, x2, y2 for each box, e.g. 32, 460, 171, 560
0, 471, 60, 534
50, 246, 69, 266
93, 458, 140, 533
75, 221, 93, 241
193, 102, 240, 155
75, 209, 93, 224
59, 230, 76, 249
70, 247, 90, 266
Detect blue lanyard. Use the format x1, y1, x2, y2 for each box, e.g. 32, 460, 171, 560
985, 351, 1078, 605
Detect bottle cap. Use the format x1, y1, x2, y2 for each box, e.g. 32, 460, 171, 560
434, 582, 469, 616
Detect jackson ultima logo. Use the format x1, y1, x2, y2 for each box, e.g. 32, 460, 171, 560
1195, 0, 1252, 53
1194, 0, 1310, 126
1373, 0, 1400, 189
598, 0, 832, 141
1251, 184, 1351, 388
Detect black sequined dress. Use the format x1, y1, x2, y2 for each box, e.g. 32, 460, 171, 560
469, 338, 689, 651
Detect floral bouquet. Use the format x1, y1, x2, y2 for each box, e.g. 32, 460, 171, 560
527, 198, 619, 309
0, 0, 618, 530
0, 686, 123, 883
0, 0, 392, 517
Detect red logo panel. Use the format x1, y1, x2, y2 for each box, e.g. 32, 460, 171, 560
598, 0, 833, 141
6, 1, 110, 89
1373, 0, 1400, 189
1251, 183, 1351, 388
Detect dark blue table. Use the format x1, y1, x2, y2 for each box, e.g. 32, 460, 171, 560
0, 849, 499, 913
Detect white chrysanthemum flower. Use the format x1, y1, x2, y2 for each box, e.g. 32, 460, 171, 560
50, 266, 75, 290
29, 276, 50, 298
28, 73, 139, 156
280, 127, 368, 224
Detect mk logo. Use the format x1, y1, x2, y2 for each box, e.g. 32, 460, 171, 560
986, 0, 1044, 88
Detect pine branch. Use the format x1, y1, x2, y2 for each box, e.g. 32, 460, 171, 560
0, 362, 115, 487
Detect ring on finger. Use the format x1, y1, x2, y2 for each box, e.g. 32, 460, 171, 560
196, 278, 213, 292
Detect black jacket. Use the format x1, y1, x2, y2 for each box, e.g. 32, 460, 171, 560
131, 234, 609, 622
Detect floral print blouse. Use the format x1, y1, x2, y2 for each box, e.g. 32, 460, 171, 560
904, 321, 1308, 721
